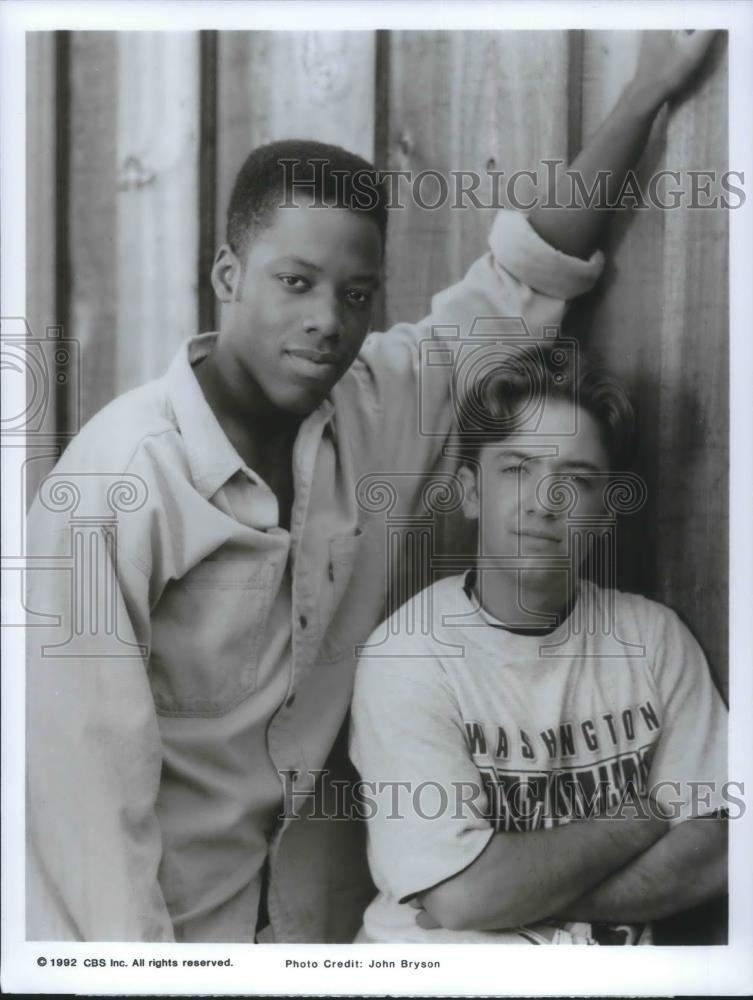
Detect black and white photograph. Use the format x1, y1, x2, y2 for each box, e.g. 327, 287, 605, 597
2, 1, 752, 995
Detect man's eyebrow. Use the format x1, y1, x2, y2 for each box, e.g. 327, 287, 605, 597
488, 448, 539, 462
274, 256, 322, 272
488, 449, 605, 473
558, 461, 605, 474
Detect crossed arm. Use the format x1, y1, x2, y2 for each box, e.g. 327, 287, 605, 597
555, 814, 727, 924
417, 812, 726, 932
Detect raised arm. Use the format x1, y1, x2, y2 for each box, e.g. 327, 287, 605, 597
528, 30, 719, 259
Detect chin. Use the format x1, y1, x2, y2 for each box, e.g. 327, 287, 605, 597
272, 386, 329, 417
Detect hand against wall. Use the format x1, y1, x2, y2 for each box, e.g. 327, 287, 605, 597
632, 30, 719, 108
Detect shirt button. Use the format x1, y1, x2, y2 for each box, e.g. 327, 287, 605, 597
299, 614, 307, 629
285, 694, 296, 708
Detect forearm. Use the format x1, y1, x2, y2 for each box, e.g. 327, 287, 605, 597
528, 30, 718, 259
419, 813, 666, 932
528, 80, 664, 259
557, 817, 727, 923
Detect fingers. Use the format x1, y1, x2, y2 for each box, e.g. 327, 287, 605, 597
415, 909, 442, 930
673, 29, 719, 66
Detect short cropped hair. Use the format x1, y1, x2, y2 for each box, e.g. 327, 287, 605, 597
456, 341, 636, 470
226, 139, 388, 259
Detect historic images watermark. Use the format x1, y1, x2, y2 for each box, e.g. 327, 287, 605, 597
278, 158, 746, 212
278, 769, 744, 826
2, 316, 149, 653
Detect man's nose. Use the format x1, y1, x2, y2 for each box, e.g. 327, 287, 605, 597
303, 291, 343, 340
524, 472, 559, 518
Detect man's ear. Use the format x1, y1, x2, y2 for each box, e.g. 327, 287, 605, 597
458, 464, 480, 520
211, 244, 242, 304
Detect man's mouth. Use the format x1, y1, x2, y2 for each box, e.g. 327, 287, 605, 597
516, 530, 561, 544
284, 348, 342, 380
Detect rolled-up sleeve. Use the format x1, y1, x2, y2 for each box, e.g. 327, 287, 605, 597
490, 210, 604, 300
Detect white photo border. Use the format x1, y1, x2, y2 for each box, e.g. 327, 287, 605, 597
2, 1, 752, 995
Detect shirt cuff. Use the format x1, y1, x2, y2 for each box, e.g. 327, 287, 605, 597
490, 209, 604, 301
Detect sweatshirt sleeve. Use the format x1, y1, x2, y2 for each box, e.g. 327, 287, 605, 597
350, 643, 494, 903
645, 604, 728, 826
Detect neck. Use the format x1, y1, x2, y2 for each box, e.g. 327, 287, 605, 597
473, 568, 578, 630
194, 345, 302, 470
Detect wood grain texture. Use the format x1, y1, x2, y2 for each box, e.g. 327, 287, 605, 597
25, 32, 61, 499
383, 31, 571, 583
26, 34, 58, 344
115, 33, 200, 395
576, 31, 729, 696
215, 31, 376, 253
68, 32, 118, 424
655, 35, 728, 699
382, 30, 570, 329
572, 30, 668, 610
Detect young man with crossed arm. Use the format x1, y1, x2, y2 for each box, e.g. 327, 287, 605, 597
350, 343, 727, 945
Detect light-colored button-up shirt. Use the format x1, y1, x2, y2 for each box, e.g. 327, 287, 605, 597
25, 212, 603, 943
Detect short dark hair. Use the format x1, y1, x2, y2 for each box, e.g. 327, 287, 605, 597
226, 139, 388, 259
456, 341, 636, 469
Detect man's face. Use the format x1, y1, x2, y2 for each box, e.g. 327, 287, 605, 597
460, 399, 611, 575
212, 201, 383, 415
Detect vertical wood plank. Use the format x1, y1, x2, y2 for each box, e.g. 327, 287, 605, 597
215, 31, 376, 251
68, 32, 118, 424
578, 31, 728, 696
655, 36, 728, 699
115, 33, 200, 393
26, 34, 58, 344
198, 32, 219, 334
25, 32, 60, 499
574, 30, 667, 603
383, 30, 571, 329
384, 31, 572, 587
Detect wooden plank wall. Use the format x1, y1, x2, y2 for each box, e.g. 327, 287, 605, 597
25, 30, 728, 695
575, 31, 729, 698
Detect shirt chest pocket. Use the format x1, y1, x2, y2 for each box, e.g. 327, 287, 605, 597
150, 559, 276, 717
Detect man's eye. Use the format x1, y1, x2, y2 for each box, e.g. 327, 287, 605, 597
501, 465, 523, 475
345, 288, 372, 308
278, 274, 310, 291
569, 474, 593, 488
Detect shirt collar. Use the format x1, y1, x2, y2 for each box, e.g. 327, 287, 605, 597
164, 333, 335, 500
461, 568, 578, 637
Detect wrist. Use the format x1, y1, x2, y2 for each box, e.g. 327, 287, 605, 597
621, 78, 668, 120
600, 812, 667, 850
